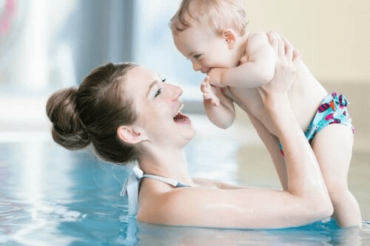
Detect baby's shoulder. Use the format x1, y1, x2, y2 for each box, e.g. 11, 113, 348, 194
245, 32, 270, 52
247, 31, 270, 45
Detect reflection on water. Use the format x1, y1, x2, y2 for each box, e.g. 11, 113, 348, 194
0, 115, 370, 245
0, 141, 130, 245
132, 220, 370, 246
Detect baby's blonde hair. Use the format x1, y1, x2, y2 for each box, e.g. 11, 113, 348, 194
170, 0, 248, 36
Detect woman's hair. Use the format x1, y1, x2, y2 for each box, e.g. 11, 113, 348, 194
170, 0, 248, 36
46, 62, 138, 164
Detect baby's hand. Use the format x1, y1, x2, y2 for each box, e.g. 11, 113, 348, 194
201, 76, 220, 106
207, 68, 227, 87
239, 56, 248, 65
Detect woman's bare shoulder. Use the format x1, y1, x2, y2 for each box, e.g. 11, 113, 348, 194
137, 184, 230, 226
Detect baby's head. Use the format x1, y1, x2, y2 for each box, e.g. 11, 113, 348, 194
170, 0, 247, 36
170, 0, 248, 73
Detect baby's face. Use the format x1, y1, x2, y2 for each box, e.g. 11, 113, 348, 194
173, 24, 236, 74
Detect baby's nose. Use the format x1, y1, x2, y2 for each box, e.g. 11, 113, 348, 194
192, 62, 202, 71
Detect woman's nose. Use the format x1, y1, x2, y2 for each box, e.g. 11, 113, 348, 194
170, 85, 183, 101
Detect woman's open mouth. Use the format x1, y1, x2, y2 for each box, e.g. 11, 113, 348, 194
173, 112, 190, 125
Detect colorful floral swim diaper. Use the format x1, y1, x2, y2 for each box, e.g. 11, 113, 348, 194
279, 92, 355, 157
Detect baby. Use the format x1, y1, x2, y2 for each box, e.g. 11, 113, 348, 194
170, 0, 361, 227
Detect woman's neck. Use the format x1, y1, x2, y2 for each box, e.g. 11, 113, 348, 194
138, 147, 193, 185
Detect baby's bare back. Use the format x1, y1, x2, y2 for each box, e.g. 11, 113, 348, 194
229, 60, 328, 136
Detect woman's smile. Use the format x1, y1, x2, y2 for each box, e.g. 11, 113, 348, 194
173, 111, 191, 125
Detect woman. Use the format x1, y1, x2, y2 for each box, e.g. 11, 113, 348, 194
46, 33, 333, 229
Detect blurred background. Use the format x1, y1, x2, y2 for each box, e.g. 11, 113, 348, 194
0, 0, 207, 141
1, 0, 370, 137
0, 0, 369, 233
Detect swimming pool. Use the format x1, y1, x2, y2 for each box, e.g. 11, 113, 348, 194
0, 114, 369, 245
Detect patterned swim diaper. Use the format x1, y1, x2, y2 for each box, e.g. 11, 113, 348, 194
279, 92, 355, 157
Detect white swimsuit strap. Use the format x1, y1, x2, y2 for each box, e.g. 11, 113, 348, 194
120, 166, 192, 216
142, 174, 191, 188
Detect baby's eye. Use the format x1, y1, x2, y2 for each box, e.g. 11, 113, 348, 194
193, 54, 201, 60
154, 88, 162, 97
161, 78, 166, 83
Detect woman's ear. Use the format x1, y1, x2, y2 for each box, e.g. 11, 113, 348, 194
222, 28, 237, 49
117, 126, 147, 145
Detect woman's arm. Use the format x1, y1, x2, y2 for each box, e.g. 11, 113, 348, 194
141, 98, 332, 228
138, 33, 332, 229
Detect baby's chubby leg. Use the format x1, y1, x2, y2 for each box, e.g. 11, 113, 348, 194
311, 124, 361, 227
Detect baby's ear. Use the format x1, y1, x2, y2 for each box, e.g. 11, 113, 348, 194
117, 126, 147, 145
222, 28, 237, 49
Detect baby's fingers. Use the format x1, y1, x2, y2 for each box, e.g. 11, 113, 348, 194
203, 92, 220, 106
201, 76, 211, 90
201, 81, 211, 93
211, 97, 220, 106
200, 82, 207, 92
203, 75, 211, 85
239, 56, 248, 65
203, 91, 212, 100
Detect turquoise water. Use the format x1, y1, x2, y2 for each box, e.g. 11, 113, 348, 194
1, 139, 370, 245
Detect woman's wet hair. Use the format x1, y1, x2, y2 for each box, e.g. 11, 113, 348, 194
46, 62, 138, 164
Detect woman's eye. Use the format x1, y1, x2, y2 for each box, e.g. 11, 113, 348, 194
154, 88, 162, 97
161, 78, 166, 83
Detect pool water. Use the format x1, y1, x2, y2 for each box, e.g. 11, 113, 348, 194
1, 115, 370, 245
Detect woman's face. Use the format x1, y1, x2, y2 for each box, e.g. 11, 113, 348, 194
124, 66, 196, 148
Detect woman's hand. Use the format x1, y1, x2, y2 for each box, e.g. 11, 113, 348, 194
257, 32, 301, 109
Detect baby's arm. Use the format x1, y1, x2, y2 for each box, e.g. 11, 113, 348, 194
201, 76, 235, 129
220, 32, 276, 88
